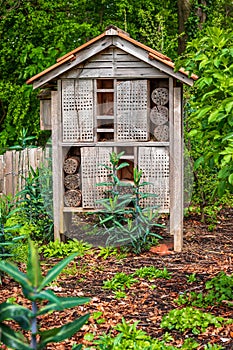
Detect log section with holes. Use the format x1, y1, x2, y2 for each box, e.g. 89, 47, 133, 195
64, 174, 81, 190
63, 156, 80, 174
64, 189, 82, 207
63, 154, 82, 206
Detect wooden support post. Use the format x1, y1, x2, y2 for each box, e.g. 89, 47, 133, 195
170, 86, 183, 252
51, 88, 62, 241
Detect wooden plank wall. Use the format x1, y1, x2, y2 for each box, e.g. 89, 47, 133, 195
60, 47, 169, 79
0, 148, 51, 197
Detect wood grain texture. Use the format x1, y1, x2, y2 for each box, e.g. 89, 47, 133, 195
170, 86, 183, 252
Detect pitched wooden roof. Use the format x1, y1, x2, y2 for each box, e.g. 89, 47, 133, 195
26, 25, 198, 88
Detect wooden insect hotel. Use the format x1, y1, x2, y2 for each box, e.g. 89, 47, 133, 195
27, 25, 197, 251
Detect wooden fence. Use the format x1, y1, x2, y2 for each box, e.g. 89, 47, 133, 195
0, 147, 51, 196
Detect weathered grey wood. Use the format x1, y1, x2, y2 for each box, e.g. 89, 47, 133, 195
170, 86, 183, 252
169, 78, 175, 238
51, 89, 62, 241
40, 99, 51, 130
55, 46, 168, 80
62, 206, 169, 213
4, 151, 13, 196
32, 37, 114, 89
61, 68, 168, 79
61, 141, 170, 147
0, 148, 50, 196
13, 150, 19, 195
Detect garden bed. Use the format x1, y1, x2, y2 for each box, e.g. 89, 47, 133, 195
0, 208, 232, 349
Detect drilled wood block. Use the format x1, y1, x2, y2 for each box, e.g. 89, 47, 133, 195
81, 147, 112, 208
117, 80, 149, 141
62, 79, 94, 142
138, 147, 169, 211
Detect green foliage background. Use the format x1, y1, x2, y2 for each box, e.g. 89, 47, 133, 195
0, 0, 232, 205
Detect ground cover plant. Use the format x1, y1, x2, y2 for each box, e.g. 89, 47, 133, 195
0, 207, 232, 349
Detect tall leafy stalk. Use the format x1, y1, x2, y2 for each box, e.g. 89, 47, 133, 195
0, 240, 90, 349
96, 152, 164, 253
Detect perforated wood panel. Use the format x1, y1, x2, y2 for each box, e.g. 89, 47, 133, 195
81, 147, 112, 208
138, 147, 169, 211
117, 80, 148, 141
62, 80, 94, 142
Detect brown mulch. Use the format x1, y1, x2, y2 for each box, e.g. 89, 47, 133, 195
0, 208, 232, 349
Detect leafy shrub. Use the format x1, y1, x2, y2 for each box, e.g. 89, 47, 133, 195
161, 307, 231, 334
39, 239, 92, 258
0, 240, 90, 349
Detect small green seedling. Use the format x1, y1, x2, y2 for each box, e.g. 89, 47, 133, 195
133, 266, 172, 280
103, 272, 138, 291
186, 273, 197, 283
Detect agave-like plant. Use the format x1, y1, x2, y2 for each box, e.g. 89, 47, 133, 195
0, 240, 90, 349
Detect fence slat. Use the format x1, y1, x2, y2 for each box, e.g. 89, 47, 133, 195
0, 148, 49, 196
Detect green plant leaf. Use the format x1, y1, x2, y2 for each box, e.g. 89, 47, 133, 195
0, 323, 31, 350
116, 162, 129, 170
38, 253, 78, 291
29, 290, 63, 306
27, 240, 43, 289
38, 313, 90, 349
196, 106, 212, 118
0, 302, 33, 330
37, 297, 90, 316
225, 100, 233, 114
0, 261, 33, 292
228, 173, 233, 185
